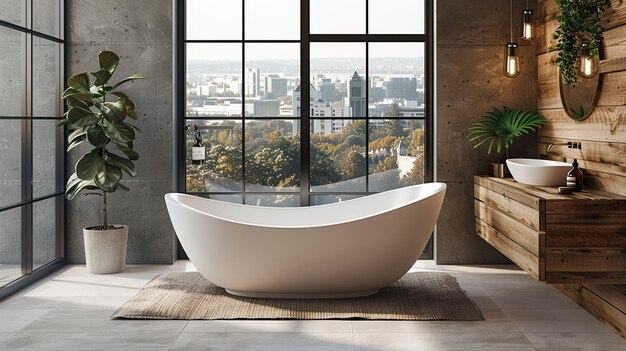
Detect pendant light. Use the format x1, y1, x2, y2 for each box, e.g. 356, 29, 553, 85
521, 0, 534, 40
578, 42, 599, 78
504, 0, 521, 78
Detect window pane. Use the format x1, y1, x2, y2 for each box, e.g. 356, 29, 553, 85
198, 194, 243, 204
33, 120, 59, 198
245, 43, 299, 117
310, 43, 365, 118
310, 194, 362, 206
186, 0, 242, 40
369, 119, 425, 192
369, 0, 424, 34
33, 197, 59, 270
245, 0, 299, 40
310, 0, 365, 34
186, 43, 242, 117
310, 119, 366, 192
33, 0, 62, 38
245, 194, 300, 207
245, 120, 300, 192
0, 28, 25, 117
186, 120, 243, 192
0, 206, 22, 287
33, 38, 61, 117
0, 120, 22, 207
0, 1, 25, 27
369, 43, 424, 117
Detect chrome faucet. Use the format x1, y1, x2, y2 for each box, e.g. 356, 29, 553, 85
547, 141, 582, 153
546, 142, 569, 153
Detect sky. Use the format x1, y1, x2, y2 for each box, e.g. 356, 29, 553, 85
186, 0, 425, 61
187, 42, 424, 61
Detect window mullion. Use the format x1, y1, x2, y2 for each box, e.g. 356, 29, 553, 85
299, 0, 310, 206
241, 0, 246, 202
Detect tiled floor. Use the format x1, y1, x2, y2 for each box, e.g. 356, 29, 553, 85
0, 261, 624, 350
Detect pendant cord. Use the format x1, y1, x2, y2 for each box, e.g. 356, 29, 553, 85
510, 0, 513, 42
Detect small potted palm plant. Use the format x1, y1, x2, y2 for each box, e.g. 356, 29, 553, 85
467, 106, 547, 177
59, 51, 145, 273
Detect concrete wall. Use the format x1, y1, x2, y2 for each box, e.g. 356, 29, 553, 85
66, 0, 175, 264
436, 0, 538, 264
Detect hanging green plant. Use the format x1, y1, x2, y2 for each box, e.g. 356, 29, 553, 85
552, 0, 608, 85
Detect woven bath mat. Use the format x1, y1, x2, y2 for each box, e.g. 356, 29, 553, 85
112, 272, 483, 320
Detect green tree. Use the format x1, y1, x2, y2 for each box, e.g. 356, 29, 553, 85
246, 137, 299, 187
311, 143, 340, 186
408, 128, 425, 155
344, 134, 364, 147
338, 145, 366, 181
343, 120, 366, 138
385, 119, 405, 138
373, 156, 398, 173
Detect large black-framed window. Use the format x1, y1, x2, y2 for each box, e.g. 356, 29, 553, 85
175, 0, 433, 255
0, 0, 66, 299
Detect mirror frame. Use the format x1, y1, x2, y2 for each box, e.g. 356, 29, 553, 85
558, 68, 602, 121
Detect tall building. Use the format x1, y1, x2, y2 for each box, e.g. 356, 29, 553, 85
250, 100, 280, 117
348, 71, 366, 117
292, 82, 319, 117
319, 78, 337, 102
246, 68, 260, 97
292, 83, 352, 135
385, 77, 418, 100
265, 77, 288, 98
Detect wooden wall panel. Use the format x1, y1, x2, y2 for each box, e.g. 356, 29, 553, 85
538, 107, 626, 143
537, 0, 626, 338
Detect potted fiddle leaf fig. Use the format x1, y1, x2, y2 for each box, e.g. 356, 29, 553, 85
467, 106, 547, 177
58, 51, 145, 274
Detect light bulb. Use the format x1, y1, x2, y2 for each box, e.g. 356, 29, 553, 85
521, 9, 534, 40
504, 43, 520, 78
578, 43, 599, 78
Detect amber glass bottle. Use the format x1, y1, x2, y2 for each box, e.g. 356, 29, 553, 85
566, 159, 583, 191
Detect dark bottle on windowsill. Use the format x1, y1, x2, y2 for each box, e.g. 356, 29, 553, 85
191, 131, 205, 165
566, 159, 583, 192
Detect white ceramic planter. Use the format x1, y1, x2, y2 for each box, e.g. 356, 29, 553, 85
83, 225, 128, 274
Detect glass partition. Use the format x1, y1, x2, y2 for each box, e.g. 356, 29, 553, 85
0, 0, 65, 298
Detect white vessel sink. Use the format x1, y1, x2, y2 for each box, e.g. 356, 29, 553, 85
506, 158, 572, 186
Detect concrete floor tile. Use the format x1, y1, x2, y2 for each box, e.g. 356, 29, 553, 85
170, 332, 355, 351
0, 261, 624, 350
354, 332, 536, 351
524, 332, 626, 351
21, 319, 188, 333
184, 320, 354, 333
0, 332, 178, 351
352, 320, 520, 333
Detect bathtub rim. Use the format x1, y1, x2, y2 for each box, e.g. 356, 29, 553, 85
165, 182, 446, 230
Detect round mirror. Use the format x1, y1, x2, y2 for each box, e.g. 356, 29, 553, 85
558, 70, 601, 121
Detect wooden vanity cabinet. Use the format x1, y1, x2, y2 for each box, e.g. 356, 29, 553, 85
474, 176, 626, 284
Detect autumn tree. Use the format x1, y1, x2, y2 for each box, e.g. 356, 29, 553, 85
373, 156, 398, 173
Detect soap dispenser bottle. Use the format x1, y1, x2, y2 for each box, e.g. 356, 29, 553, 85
566, 159, 583, 191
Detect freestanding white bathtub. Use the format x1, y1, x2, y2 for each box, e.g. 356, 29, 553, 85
165, 182, 446, 299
